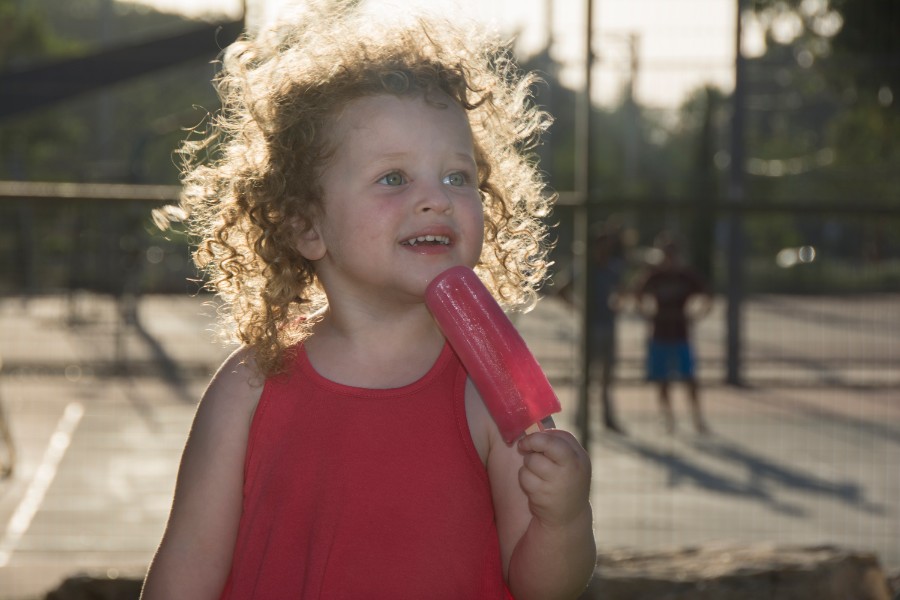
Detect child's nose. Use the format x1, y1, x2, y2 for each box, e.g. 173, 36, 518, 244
415, 180, 453, 214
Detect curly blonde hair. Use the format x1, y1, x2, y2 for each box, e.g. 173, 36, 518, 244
162, 2, 555, 376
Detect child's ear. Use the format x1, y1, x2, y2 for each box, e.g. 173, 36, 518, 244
294, 220, 326, 261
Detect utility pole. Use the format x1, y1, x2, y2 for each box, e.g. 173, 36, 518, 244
726, 0, 747, 385
596, 30, 640, 188
575, 0, 595, 449
623, 32, 640, 186
545, 0, 554, 45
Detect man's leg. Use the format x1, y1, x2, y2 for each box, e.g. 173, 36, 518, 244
678, 342, 709, 434
685, 378, 708, 434
648, 341, 675, 433
600, 350, 625, 434
658, 380, 675, 433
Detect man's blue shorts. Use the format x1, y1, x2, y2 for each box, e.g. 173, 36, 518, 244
646, 340, 695, 381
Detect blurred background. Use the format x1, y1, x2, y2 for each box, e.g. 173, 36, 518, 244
0, 0, 898, 598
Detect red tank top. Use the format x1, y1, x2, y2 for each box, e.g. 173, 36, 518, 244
218, 343, 513, 599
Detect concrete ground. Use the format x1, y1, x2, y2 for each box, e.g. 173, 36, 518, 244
0, 292, 897, 599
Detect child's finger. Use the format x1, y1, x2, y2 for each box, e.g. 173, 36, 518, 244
518, 430, 581, 465
521, 450, 557, 481
518, 462, 546, 494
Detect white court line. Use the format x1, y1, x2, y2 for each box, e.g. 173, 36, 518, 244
0, 402, 84, 567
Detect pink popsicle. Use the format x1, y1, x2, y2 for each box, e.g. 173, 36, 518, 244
425, 266, 561, 443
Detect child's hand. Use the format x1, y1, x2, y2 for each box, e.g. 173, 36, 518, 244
516, 430, 591, 529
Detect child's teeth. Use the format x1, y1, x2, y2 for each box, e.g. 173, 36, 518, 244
406, 235, 449, 246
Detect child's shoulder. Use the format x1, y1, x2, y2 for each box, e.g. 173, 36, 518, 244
202, 345, 267, 414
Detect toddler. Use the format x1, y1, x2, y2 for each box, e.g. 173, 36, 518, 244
141, 3, 595, 599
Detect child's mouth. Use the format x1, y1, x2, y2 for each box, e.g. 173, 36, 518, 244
402, 235, 451, 247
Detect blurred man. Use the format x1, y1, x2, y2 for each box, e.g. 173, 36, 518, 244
634, 232, 711, 434
588, 220, 631, 434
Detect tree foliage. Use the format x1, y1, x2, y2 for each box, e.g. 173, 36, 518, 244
1, 0, 896, 294
0, 0, 221, 183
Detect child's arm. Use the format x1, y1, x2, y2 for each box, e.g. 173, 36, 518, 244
505, 431, 596, 598
141, 347, 263, 600
479, 394, 596, 599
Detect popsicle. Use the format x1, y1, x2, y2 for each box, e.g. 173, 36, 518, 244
425, 266, 561, 443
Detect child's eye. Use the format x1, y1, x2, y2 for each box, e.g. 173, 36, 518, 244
378, 172, 406, 186
442, 172, 468, 187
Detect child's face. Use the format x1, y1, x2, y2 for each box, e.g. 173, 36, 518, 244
303, 92, 484, 302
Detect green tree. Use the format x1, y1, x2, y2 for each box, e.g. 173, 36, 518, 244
742, 0, 900, 209
1, 0, 223, 183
